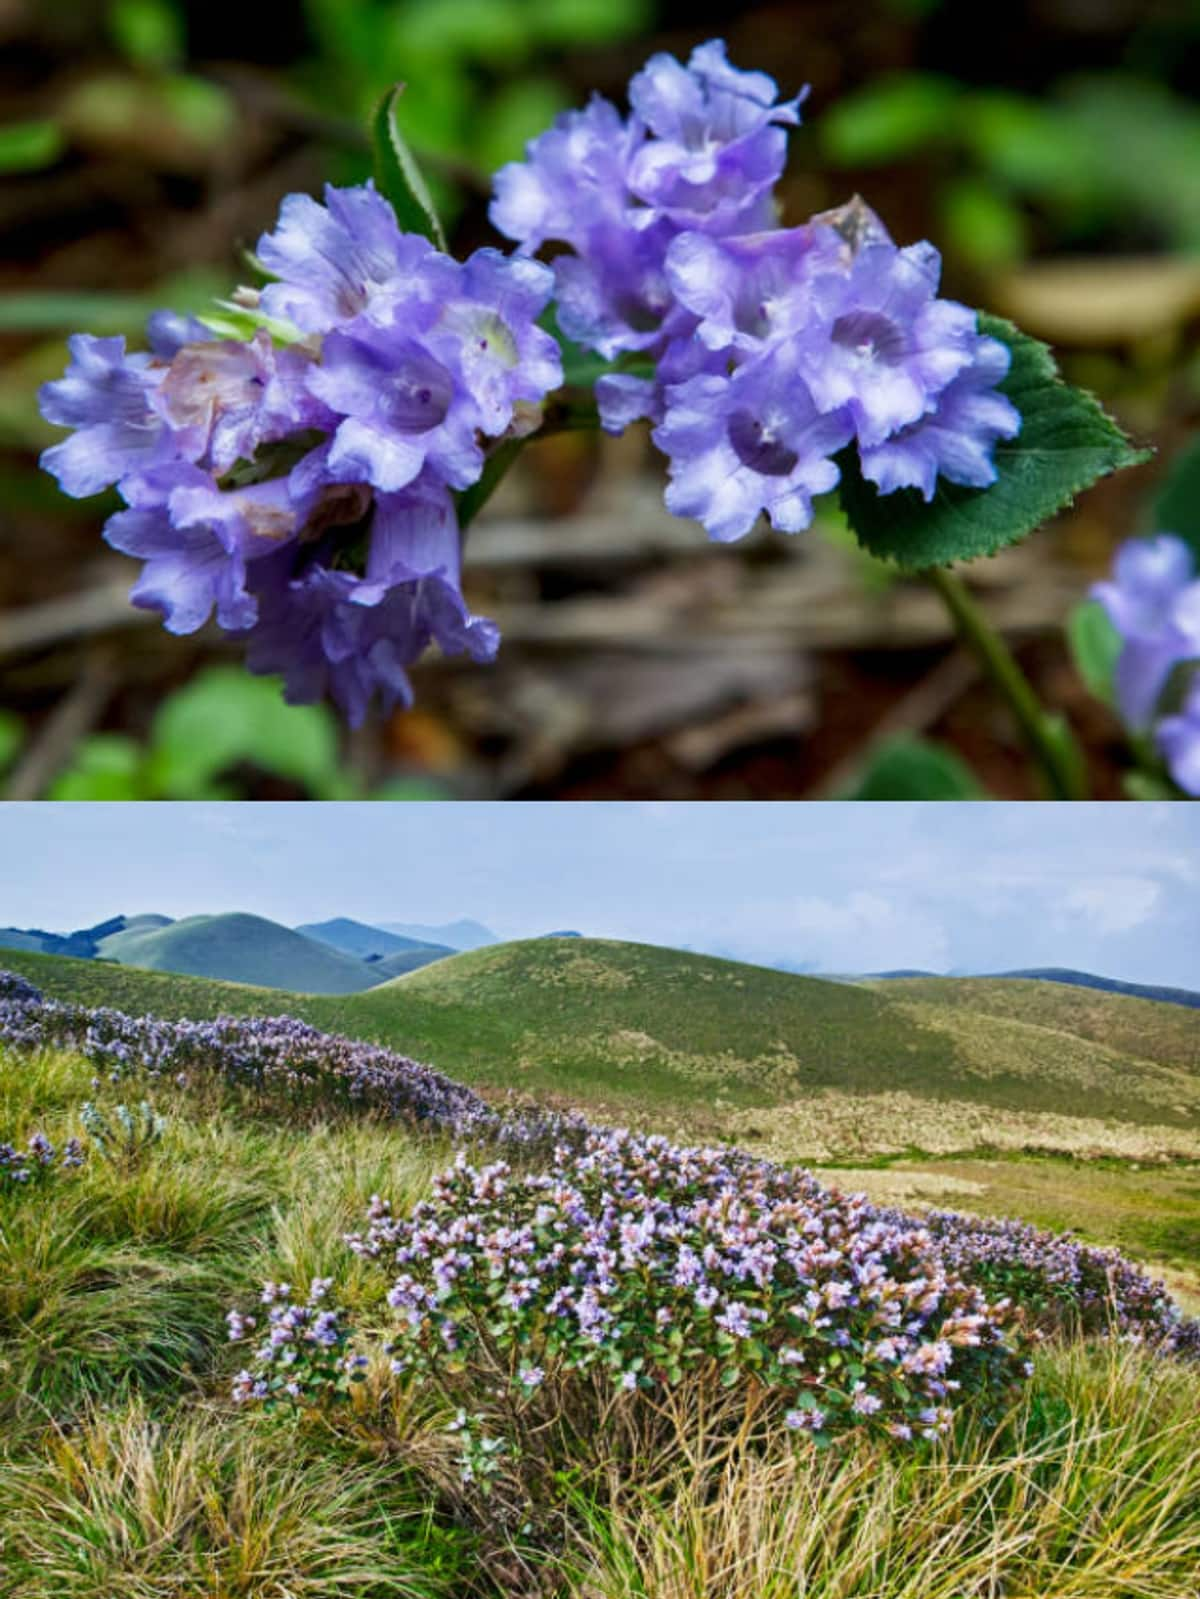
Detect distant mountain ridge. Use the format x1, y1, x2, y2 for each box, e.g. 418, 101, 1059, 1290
0, 911, 455, 994
297, 917, 453, 961
991, 967, 1200, 1011
379, 919, 498, 950
867, 966, 1200, 1011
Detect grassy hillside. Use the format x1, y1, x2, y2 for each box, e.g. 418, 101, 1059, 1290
90, 913, 383, 995
879, 977, 1200, 1074
6, 939, 1200, 1165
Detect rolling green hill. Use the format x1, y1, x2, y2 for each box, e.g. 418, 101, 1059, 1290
874, 977, 1200, 1075
89, 913, 384, 995
5, 938, 1200, 1163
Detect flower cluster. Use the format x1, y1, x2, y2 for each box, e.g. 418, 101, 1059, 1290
492, 39, 1020, 542
898, 1206, 1200, 1358
0, 972, 585, 1151
1092, 534, 1200, 794
345, 1129, 1029, 1446
38, 188, 563, 724
0, 1129, 85, 1185
229, 1276, 367, 1408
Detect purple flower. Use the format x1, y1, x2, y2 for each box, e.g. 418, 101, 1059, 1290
625, 40, 803, 226
154, 331, 323, 475
858, 334, 1020, 500
663, 225, 843, 356
257, 182, 457, 334
1092, 536, 1200, 729
798, 242, 977, 447
39, 335, 170, 497
490, 96, 642, 255
653, 341, 853, 542
103, 469, 306, 635
1157, 676, 1200, 796
240, 477, 498, 727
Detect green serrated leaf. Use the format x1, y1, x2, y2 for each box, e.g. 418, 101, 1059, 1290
840, 734, 986, 800
1067, 599, 1121, 706
372, 85, 448, 253
1152, 436, 1200, 561
838, 313, 1150, 571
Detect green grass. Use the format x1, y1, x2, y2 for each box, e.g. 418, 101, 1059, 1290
2, 1041, 1199, 1597
6, 941, 1200, 1157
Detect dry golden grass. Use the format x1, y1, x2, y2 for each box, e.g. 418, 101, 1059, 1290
566, 1342, 1200, 1599
724, 1088, 1200, 1163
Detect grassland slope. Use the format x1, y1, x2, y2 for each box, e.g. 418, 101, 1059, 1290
6, 940, 1200, 1157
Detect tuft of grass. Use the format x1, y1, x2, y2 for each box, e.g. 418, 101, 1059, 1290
564, 1340, 1200, 1599
0, 1400, 463, 1598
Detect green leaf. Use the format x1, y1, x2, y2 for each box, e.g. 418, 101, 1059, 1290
1067, 599, 1121, 707
1152, 435, 1200, 561
146, 667, 344, 797
47, 735, 147, 800
840, 734, 986, 800
822, 75, 960, 166
372, 85, 448, 253
0, 119, 65, 174
837, 314, 1150, 571
109, 0, 184, 70
0, 710, 22, 774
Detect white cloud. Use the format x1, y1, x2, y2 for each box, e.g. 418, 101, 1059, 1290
716, 891, 951, 974
1058, 876, 1162, 936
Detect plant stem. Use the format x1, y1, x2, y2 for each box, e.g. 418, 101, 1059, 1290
926, 566, 1088, 800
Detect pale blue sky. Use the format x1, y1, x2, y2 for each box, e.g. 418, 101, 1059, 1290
1, 803, 1197, 984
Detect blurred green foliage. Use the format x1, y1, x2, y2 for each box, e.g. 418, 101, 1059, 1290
841, 734, 986, 799
299, 0, 651, 204
823, 73, 1200, 270
43, 668, 445, 800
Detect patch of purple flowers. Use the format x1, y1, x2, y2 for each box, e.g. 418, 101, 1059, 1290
38, 188, 561, 725
0, 972, 584, 1151
492, 43, 1020, 543
0, 1128, 85, 1185
896, 1207, 1200, 1358
1092, 533, 1200, 794
343, 1129, 1029, 1445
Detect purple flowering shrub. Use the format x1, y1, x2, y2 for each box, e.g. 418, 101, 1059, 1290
1090, 533, 1200, 796
35, 40, 1142, 735
878, 1207, 1199, 1357
342, 1131, 1030, 1455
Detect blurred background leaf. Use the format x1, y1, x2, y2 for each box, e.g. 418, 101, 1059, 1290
840, 735, 987, 800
